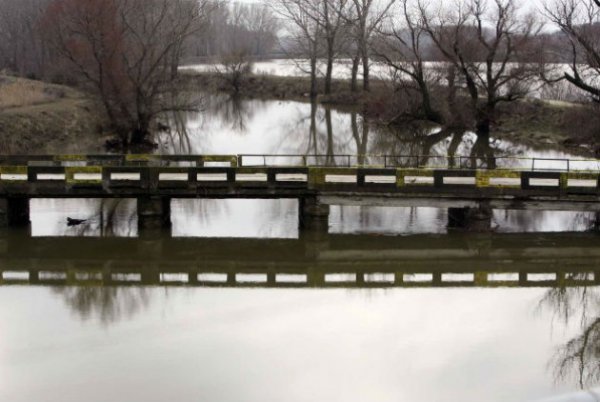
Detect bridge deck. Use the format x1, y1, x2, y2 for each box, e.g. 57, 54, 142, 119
0, 154, 599, 206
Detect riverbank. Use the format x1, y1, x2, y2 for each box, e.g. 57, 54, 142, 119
0, 75, 106, 154
1, 71, 593, 157
183, 71, 592, 156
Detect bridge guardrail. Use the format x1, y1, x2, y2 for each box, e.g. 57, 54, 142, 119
1, 165, 600, 195
1, 154, 600, 172
1, 155, 600, 197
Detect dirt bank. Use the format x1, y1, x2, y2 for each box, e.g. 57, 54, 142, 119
0, 76, 106, 154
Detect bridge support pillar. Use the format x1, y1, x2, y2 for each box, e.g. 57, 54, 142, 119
0, 197, 30, 228
299, 197, 330, 234
137, 196, 171, 236
448, 203, 493, 232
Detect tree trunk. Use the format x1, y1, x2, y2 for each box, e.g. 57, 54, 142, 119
308, 100, 318, 155
325, 108, 334, 165
351, 112, 369, 165
418, 78, 443, 124
446, 66, 459, 127
131, 115, 151, 145
471, 129, 496, 170
447, 131, 463, 169
361, 47, 370, 92
170, 42, 182, 81
476, 102, 495, 139
474, 103, 496, 169
310, 56, 318, 99
351, 55, 360, 92
325, 46, 334, 95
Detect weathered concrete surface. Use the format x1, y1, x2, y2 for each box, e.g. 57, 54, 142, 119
299, 196, 330, 232
2, 163, 600, 228
137, 196, 171, 234
0, 197, 29, 227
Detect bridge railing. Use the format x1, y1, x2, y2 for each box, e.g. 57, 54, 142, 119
238, 154, 600, 172
1, 154, 600, 172
1, 163, 600, 196
1, 155, 600, 196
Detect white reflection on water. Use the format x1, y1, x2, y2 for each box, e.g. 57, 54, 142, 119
329, 206, 594, 236
27, 199, 597, 238
30, 199, 137, 237
171, 199, 299, 239
330, 206, 448, 235
0, 287, 584, 402
159, 94, 592, 163
494, 210, 596, 233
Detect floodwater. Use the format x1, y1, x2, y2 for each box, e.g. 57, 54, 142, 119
2, 230, 600, 402
2, 94, 600, 402
180, 59, 579, 101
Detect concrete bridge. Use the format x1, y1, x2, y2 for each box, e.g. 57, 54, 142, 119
1, 232, 600, 289
1, 154, 600, 232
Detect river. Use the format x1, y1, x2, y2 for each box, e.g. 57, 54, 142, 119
1, 93, 600, 402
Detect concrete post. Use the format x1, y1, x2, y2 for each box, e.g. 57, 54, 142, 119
447, 203, 492, 232
298, 197, 330, 233
137, 196, 171, 236
0, 197, 30, 228
0, 198, 6, 228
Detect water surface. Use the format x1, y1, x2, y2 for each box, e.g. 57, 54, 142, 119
2, 231, 600, 402
2, 93, 600, 402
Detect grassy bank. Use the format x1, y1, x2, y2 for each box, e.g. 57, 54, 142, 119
183, 70, 590, 155
0, 76, 106, 154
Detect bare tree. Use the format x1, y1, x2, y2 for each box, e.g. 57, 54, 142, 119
421, 0, 541, 137
187, 0, 228, 58
318, 0, 350, 95
43, 0, 211, 147
545, 0, 600, 102
216, 53, 253, 93
275, 0, 323, 98
214, 2, 279, 93
376, 0, 443, 123
0, 0, 54, 78
346, 0, 396, 91
243, 3, 280, 57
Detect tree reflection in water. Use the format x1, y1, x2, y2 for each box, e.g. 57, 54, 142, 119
51, 199, 148, 325
154, 93, 515, 173
68, 199, 137, 238
52, 287, 151, 326
540, 281, 600, 389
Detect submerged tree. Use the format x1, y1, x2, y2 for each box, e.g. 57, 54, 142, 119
318, 0, 350, 95
376, 0, 444, 124
275, 0, 323, 98
42, 0, 212, 147
421, 0, 541, 138
346, 0, 396, 92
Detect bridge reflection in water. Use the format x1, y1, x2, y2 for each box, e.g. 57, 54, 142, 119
1, 232, 600, 289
